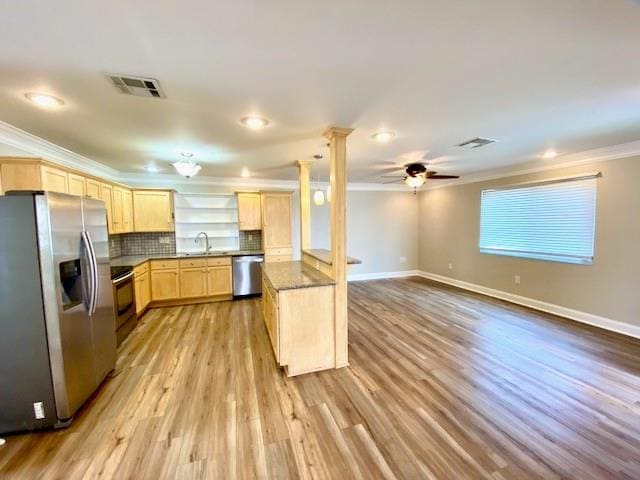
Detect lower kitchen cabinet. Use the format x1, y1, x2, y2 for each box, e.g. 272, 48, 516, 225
207, 266, 233, 296
180, 267, 208, 298
151, 268, 180, 300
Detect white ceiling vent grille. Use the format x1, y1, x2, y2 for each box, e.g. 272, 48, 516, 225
106, 74, 165, 98
457, 137, 498, 149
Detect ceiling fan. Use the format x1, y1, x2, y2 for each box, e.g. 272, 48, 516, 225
382, 162, 459, 191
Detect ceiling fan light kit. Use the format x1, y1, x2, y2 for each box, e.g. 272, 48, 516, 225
172, 160, 202, 178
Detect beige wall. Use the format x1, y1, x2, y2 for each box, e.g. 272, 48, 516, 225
418, 155, 640, 327
304, 190, 419, 276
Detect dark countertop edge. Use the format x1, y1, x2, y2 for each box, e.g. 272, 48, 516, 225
302, 248, 362, 265
111, 250, 264, 268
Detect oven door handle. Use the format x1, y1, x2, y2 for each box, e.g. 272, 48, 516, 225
113, 271, 134, 286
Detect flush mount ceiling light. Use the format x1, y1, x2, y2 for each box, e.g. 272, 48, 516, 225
241, 167, 251, 178
145, 164, 160, 173
172, 160, 201, 178
241, 116, 269, 130
24, 92, 64, 109
371, 131, 395, 143
180, 151, 194, 158
313, 189, 325, 206
542, 149, 558, 159
404, 174, 425, 188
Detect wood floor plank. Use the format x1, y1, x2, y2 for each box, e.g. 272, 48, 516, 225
0, 277, 639, 479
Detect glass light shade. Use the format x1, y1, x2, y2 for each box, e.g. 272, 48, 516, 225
405, 175, 425, 188
313, 189, 325, 206
172, 161, 202, 178
326, 184, 331, 202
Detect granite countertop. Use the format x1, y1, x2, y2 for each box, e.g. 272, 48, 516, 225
261, 261, 336, 291
110, 250, 264, 268
302, 248, 362, 265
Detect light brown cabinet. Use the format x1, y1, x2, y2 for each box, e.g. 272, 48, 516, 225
86, 178, 101, 199
112, 187, 134, 234
237, 192, 262, 230
180, 267, 208, 298
134, 264, 151, 315
68, 173, 86, 196
262, 192, 293, 262
122, 189, 133, 232
207, 266, 232, 296
151, 269, 179, 300
100, 183, 114, 234
133, 190, 174, 232
41, 166, 68, 194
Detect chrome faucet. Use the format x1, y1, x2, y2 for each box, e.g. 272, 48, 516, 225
195, 232, 211, 253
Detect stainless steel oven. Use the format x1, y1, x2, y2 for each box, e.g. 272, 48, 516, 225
111, 266, 137, 346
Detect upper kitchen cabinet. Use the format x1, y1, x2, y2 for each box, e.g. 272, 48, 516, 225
237, 192, 262, 230
112, 187, 134, 234
261, 192, 293, 262
85, 178, 101, 199
100, 183, 115, 234
41, 166, 69, 194
68, 173, 86, 197
133, 190, 175, 232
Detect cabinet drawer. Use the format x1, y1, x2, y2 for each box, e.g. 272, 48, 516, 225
134, 262, 149, 277
265, 254, 292, 263
150, 259, 179, 270
179, 258, 207, 268
265, 247, 292, 256
207, 256, 231, 267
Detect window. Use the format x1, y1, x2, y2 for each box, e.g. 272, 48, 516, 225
479, 175, 598, 265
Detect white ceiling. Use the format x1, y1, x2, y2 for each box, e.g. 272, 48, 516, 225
0, 0, 639, 183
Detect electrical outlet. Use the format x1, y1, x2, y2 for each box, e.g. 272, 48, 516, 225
448, 263, 453, 270
33, 402, 45, 419
399, 256, 406, 264
159, 236, 171, 244
514, 275, 521, 285
248, 234, 253, 241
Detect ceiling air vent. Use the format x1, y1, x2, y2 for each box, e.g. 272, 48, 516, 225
457, 137, 498, 149
106, 74, 165, 98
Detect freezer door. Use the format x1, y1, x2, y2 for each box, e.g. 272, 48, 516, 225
36, 192, 96, 420
82, 197, 117, 385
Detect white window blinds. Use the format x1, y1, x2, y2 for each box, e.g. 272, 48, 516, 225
479, 175, 598, 265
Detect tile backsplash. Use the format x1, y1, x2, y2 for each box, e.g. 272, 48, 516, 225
109, 232, 176, 258
239, 230, 262, 251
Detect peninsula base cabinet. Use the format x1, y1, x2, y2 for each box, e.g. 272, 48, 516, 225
134, 263, 151, 314
262, 272, 335, 377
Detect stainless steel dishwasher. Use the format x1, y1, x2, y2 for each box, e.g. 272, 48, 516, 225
232, 255, 264, 297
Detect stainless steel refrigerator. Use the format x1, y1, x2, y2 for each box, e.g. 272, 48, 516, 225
0, 191, 116, 434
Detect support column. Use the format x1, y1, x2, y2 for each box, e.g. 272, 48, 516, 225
297, 160, 312, 252
324, 126, 353, 369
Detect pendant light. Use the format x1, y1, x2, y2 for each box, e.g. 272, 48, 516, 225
172, 152, 202, 178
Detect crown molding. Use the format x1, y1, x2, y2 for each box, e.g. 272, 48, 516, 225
420, 140, 640, 191
0, 120, 120, 180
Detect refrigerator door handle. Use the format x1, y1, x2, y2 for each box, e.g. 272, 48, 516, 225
82, 231, 98, 315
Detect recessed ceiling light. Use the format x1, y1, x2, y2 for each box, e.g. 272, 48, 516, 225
241, 116, 269, 130
24, 92, 64, 109
542, 149, 558, 159
241, 167, 251, 178
180, 151, 194, 158
372, 131, 395, 143
145, 165, 160, 173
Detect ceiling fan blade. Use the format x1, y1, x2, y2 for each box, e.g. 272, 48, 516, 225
382, 178, 405, 184
427, 175, 460, 179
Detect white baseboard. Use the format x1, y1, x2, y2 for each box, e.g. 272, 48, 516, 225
416, 271, 640, 340
348, 270, 420, 282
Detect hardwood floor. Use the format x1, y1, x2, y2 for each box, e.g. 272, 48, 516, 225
1, 277, 640, 479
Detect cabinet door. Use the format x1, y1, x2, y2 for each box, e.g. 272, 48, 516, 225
151, 269, 179, 300
41, 166, 68, 193
100, 183, 115, 234
207, 266, 232, 296
133, 190, 174, 232
86, 178, 101, 199
262, 193, 292, 249
135, 272, 149, 314
112, 188, 125, 233
68, 173, 86, 196
122, 190, 134, 233
180, 267, 208, 298
237, 192, 262, 230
